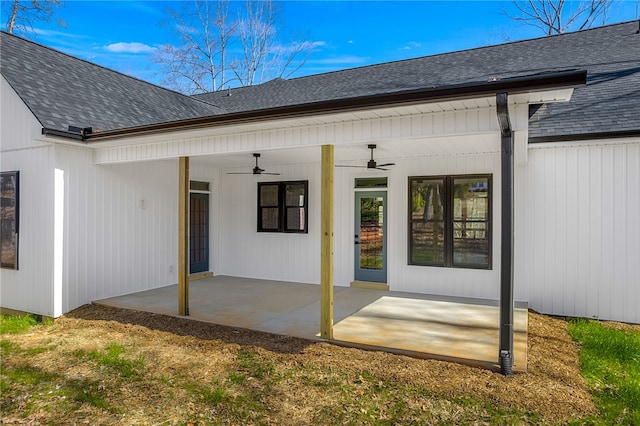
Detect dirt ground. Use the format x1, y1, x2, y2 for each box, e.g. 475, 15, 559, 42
3, 304, 621, 424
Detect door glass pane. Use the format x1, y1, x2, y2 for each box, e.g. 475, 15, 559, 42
189, 195, 209, 274
410, 178, 445, 265
360, 196, 384, 270
452, 177, 489, 266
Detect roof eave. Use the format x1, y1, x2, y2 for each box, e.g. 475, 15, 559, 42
41, 128, 86, 141
73, 69, 586, 142
529, 129, 640, 143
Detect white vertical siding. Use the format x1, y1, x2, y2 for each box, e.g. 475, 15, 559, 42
54, 145, 180, 314
217, 163, 321, 283
1, 77, 56, 316
214, 134, 504, 299
0, 147, 55, 316
515, 139, 640, 324
383, 150, 502, 300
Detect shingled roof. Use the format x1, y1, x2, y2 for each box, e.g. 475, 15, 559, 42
195, 20, 640, 141
2, 21, 639, 141
0, 31, 222, 134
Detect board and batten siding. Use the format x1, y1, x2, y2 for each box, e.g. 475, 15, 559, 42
1, 77, 56, 316
0, 147, 55, 316
385, 150, 502, 300
213, 134, 505, 300
217, 162, 321, 283
515, 139, 640, 324
53, 146, 183, 315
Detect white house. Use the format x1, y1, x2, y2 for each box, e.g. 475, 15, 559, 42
1, 19, 639, 352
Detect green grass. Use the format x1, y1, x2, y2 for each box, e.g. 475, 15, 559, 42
1, 360, 112, 416
236, 348, 275, 379
0, 314, 39, 334
568, 319, 640, 425
75, 342, 145, 379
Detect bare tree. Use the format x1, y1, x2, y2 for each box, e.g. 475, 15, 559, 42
506, 0, 613, 35
154, 1, 234, 93
155, 0, 311, 94
3, 0, 65, 35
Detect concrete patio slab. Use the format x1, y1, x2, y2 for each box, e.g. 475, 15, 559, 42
94, 276, 528, 371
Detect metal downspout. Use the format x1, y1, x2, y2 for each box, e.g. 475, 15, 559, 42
496, 92, 514, 375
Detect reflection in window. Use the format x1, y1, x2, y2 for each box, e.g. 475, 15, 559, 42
410, 178, 445, 265
409, 175, 491, 269
258, 181, 308, 233
453, 177, 489, 267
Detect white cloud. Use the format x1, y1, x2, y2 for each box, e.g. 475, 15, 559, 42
104, 42, 157, 54
399, 41, 422, 51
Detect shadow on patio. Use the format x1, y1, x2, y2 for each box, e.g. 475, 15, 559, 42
94, 276, 528, 372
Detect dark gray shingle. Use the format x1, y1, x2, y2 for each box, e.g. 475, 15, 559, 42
0, 32, 223, 133
195, 21, 640, 139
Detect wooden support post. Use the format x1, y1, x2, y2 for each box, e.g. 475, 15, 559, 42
178, 156, 190, 316
320, 145, 334, 339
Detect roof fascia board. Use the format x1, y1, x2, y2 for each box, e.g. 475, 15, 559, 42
77, 69, 587, 142
41, 128, 86, 141
529, 130, 640, 143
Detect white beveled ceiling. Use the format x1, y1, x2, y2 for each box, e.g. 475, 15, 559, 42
189, 133, 501, 171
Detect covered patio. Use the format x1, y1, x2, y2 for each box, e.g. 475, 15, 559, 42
95, 276, 528, 372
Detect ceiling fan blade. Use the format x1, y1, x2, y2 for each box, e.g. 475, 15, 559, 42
375, 167, 391, 171
227, 172, 253, 175
377, 162, 396, 167
335, 164, 367, 168
262, 172, 281, 175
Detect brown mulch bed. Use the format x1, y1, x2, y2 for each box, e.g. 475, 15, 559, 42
2, 304, 598, 424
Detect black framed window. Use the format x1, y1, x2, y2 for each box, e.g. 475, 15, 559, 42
1, 171, 19, 270
409, 174, 491, 269
258, 181, 308, 233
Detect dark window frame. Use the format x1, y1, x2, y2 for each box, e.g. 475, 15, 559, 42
1, 170, 19, 270
408, 174, 492, 269
257, 180, 308, 233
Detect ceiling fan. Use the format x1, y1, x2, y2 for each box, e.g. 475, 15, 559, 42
335, 144, 396, 171
227, 153, 280, 175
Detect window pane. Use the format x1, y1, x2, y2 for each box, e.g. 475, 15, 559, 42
453, 177, 488, 221
355, 177, 387, 188
285, 183, 305, 207
285, 207, 306, 231
411, 179, 444, 221
410, 221, 445, 265
190, 180, 209, 191
410, 178, 445, 265
260, 184, 279, 206
261, 208, 279, 230
453, 177, 489, 266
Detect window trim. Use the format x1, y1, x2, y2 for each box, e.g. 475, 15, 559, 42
1, 170, 19, 270
257, 180, 308, 233
408, 174, 492, 269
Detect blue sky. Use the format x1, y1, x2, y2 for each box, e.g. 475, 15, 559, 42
8, 1, 640, 87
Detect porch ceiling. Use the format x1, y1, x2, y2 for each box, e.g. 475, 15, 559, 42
189, 133, 501, 171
